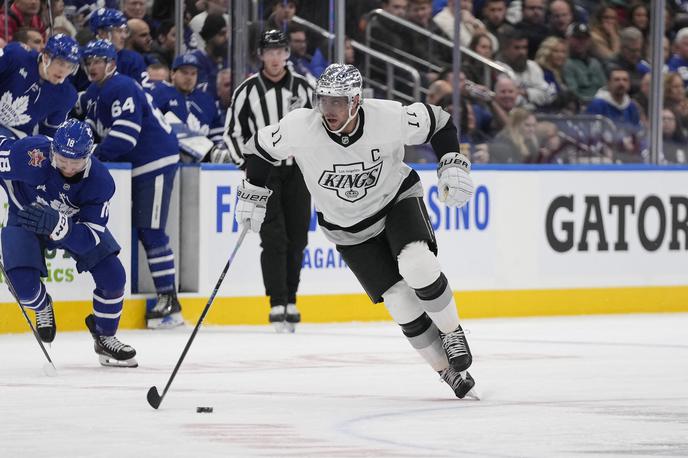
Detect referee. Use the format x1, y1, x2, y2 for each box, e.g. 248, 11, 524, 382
223, 29, 313, 333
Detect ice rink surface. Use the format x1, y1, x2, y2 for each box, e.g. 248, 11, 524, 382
1, 313, 687, 458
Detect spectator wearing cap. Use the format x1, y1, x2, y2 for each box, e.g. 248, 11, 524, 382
189, 0, 229, 49
497, 25, 554, 108
589, 5, 620, 61
563, 22, 606, 104
667, 28, 688, 87
0, 0, 46, 45
149, 53, 225, 162
606, 27, 650, 96
190, 12, 229, 98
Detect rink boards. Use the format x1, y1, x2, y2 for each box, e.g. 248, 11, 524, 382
2, 164, 688, 332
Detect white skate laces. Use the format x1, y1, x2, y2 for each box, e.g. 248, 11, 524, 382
442, 328, 469, 360
36, 305, 54, 328
99, 335, 131, 353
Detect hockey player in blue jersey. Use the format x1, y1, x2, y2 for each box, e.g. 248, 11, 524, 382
0, 119, 137, 367
0, 33, 79, 139
79, 39, 183, 329
149, 52, 226, 162
90, 8, 148, 85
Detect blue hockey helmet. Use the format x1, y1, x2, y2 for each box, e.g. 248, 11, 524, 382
43, 34, 80, 65
52, 119, 95, 161
81, 39, 118, 62
90, 8, 127, 34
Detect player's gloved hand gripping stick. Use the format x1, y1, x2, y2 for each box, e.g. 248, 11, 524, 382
235, 179, 273, 232
437, 153, 474, 208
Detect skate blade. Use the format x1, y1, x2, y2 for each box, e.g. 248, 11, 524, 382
284, 322, 296, 333
99, 355, 138, 368
460, 371, 480, 400
147, 312, 184, 329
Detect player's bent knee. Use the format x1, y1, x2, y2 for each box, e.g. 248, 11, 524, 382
91, 255, 126, 292
397, 241, 441, 290
381, 280, 424, 324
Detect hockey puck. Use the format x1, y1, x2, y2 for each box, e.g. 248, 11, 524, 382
196, 406, 213, 413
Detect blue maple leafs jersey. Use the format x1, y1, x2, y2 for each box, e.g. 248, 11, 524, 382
118, 48, 148, 84
80, 73, 179, 178
0, 44, 78, 137
0, 135, 116, 253
149, 81, 224, 143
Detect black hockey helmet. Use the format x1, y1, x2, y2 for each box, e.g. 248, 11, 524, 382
259, 29, 289, 51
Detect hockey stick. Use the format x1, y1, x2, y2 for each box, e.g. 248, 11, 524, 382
0, 256, 57, 376
147, 225, 249, 409
46, 0, 55, 36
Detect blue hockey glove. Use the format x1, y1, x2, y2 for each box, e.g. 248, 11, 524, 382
17, 204, 72, 241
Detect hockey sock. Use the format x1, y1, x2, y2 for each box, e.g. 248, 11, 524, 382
400, 312, 449, 372
146, 245, 176, 293
414, 273, 460, 334
92, 288, 124, 336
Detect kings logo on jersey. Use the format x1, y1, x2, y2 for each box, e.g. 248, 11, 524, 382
318, 161, 383, 203
27, 148, 46, 167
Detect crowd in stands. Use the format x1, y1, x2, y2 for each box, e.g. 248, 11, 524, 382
0, 0, 686, 164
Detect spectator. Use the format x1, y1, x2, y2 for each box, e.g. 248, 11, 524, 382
463, 32, 495, 85
519, 0, 550, 59
287, 22, 328, 80
481, 0, 510, 37
191, 12, 229, 97
589, 5, 620, 61
563, 22, 606, 104
265, 0, 298, 31
489, 74, 521, 133
189, 0, 228, 49
426, 79, 453, 105
548, 0, 574, 38
607, 27, 650, 95
216, 68, 232, 111
127, 19, 156, 65
633, 72, 651, 124
435, 0, 497, 53
489, 107, 541, 163
662, 108, 688, 164
0, 0, 46, 44
44, 0, 77, 37
668, 27, 688, 87
403, 0, 452, 71
664, 72, 688, 130
497, 25, 554, 108
535, 36, 568, 96
122, 0, 160, 35
368, 0, 408, 55
586, 67, 643, 160
12, 26, 44, 52
147, 62, 170, 82
149, 20, 176, 67
628, 2, 650, 56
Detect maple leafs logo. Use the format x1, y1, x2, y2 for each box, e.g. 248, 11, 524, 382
0, 91, 31, 127
27, 148, 46, 167
186, 112, 208, 135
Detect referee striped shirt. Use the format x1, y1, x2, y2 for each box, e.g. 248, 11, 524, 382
223, 68, 313, 166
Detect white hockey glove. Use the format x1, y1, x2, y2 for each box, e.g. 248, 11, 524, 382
209, 144, 245, 167
235, 179, 272, 232
437, 152, 474, 208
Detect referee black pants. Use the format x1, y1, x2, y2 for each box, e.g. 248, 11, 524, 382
259, 164, 311, 307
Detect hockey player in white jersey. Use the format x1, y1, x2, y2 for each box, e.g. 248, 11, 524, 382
235, 64, 477, 398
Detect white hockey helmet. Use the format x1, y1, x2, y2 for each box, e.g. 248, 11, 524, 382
315, 64, 363, 133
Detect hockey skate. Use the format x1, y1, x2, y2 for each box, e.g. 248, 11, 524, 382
35, 294, 56, 343
439, 367, 480, 400
284, 303, 301, 333
440, 324, 472, 372
85, 314, 138, 368
269, 304, 301, 333
146, 292, 184, 329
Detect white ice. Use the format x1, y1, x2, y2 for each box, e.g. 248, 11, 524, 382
1, 313, 687, 458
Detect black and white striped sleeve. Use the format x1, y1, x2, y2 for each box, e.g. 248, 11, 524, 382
222, 78, 254, 162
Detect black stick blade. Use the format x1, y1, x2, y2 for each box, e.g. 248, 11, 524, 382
147, 386, 162, 409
